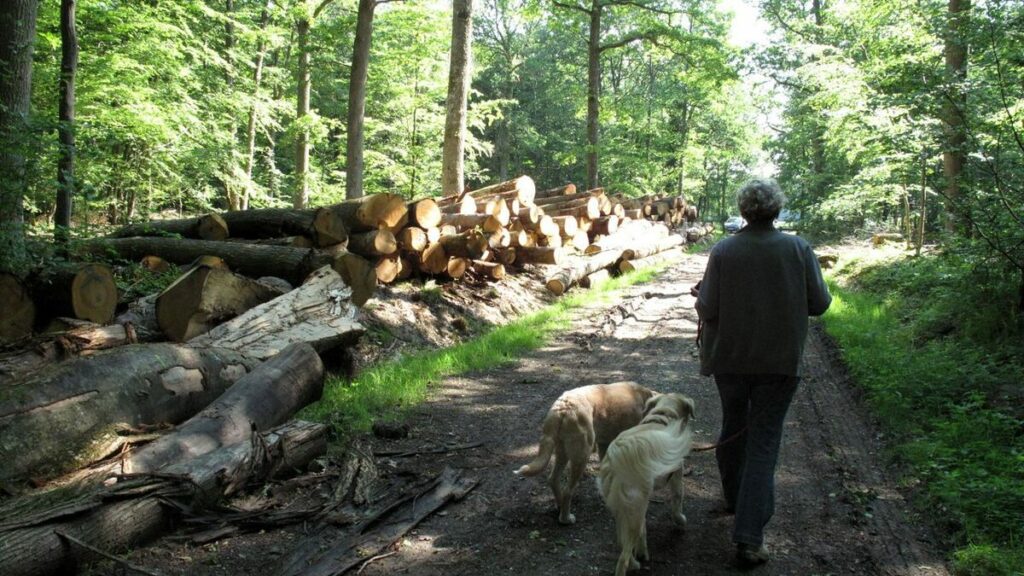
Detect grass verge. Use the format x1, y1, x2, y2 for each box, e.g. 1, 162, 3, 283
821, 248, 1024, 575
300, 264, 668, 440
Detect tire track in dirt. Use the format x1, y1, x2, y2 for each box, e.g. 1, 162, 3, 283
354, 255, 952, 576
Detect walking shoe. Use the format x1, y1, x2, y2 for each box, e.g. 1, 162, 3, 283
736, 543, 769, 568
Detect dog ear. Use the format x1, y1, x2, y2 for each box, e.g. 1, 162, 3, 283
642, 395, 660, 417
682, 396, 696, 421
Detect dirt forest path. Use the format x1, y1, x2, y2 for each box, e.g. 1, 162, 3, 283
348, 254, 952, 576
119, 254, 954, 576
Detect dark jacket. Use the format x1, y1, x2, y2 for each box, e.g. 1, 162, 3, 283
695, 221, 831, 377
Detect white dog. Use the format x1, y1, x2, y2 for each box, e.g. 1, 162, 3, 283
597, 393, 695, 576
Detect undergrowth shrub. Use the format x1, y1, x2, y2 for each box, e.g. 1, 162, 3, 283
822, 246, 1024, 575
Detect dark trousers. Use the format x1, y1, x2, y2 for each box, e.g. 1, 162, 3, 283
714, 374, 799, 546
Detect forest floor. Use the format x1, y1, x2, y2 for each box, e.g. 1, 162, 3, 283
113, 252, 953, 576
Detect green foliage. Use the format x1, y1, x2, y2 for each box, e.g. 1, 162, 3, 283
300, 266, 665, 437
822, 247, 1024, 571
114, 262, 181, 302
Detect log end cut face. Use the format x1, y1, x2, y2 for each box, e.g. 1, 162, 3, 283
197, 213, 230, 241
71, 264, 118, 324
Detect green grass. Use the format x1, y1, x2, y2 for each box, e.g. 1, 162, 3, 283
821, 248, 1024, 575
300, 265, 668, 439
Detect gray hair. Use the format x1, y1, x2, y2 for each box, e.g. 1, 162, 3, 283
736, 178, 785, 223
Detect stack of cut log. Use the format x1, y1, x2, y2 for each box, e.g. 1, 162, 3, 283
610, 193, 698, 229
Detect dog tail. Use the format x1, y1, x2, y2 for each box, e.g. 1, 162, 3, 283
514, 412, 561, 476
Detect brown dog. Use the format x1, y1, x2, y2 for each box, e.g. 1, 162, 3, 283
597, 393, 696, 576
514, 381, 660, 525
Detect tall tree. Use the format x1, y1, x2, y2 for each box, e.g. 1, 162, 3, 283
242, 0, 273, 211
441, 0, 473, 197
55, 0, 78, 239
293, 1, 334, 208
0, 0, 39, 271
941, 0, 969, 234
345, 0, 382, 199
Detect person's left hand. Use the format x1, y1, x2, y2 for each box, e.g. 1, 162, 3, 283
689, 281, 702, 297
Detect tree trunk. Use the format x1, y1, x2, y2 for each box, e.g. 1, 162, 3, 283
441, 0, 473, 197
544, 249, 622, 295
54, 0, 77, 239
345, 0, 377, 199
440, 212, 502, 233
219, 207, 347, 247
620, 234, 683, 260
242, 0, 272, 211
324, 247, 377, 307
471, 260, 504, 280
0, 321, 138, 384
156, 264, 287, 342
463, 175, 535, 204
330, 192, 409, 232
585, 0, 600, 189
187, 265, 365, 360
0, 420, 326, 576
0, 344, 259, 486
0, 0, 39, 271
618, 247, 683, 274
579, 268, 610, 289
407, 198, 441, 229
294, 15, 312, 209
416, 243, 449, 275
515, 246, 566, 265
439, 229, 487, 259
584, 219, 667, 255
83, 237, 339, 285
30, 262, 118, 325
110, 213, 229, 241
125, 343, 323, 474
942, 0, 970, 234
396, 226, 428, 251
0, 273, 35, 343
346, 228, 398, 258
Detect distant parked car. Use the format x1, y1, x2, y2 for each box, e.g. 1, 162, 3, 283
775, 209, 800, 230
724, 216, 746, 233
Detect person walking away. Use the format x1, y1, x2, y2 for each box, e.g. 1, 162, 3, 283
694, 178, 832, 568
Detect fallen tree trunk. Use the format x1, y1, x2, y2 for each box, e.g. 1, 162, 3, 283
0, 322, 138, 385
0, 273, 35, 343
437, 194, 476, 215
187, 266, 364, 361
29, 263, 119, 325
219, 207, 347, 247
584, 219, 669, 255
544, 249, 624, 296
125, 343, 323, 474
533, 183, 576, 199
463, 175, 535, 204
396, 227, 428, 252
156, 265, 287, 342
79, 237, 331, 286
471, 260, 505, 280
346, 229, 398, 258
416, 243, 448, 275
439, 230, 488, 260
109, 213, 229, 241
440, 213, 502, 233
0, 419, 327, 576
0, 344, 259, 487
329, 193, 408, 233
618, 247, 684, 274
620, 234, 684, 261
515, 246, 566, 265
406, 198, 442, 229
579, 268, 611, 289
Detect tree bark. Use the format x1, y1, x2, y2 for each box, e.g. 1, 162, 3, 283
441, 0, 473, 197
81, 237, 332, 285
0, 420, 326, 576
110, 213, 229, 241
0, 0, 39, 270
0, 272, 35, 343
30, 262, 118, 325
125, 343, 323, 474
0, 321, 137, 384
544, 248, 622, 295
156, 264, 287, 342
187, 265, 365, 360
54, 0, 77, 239
329, 192, 409, 232
345, 0, 377, 199
242, 0, 272, 211
515, 246, 565, 265
942, 0, 970, 234
219, 207, 347, 247
294, 14, 312, 209
0, 344, 259, 486
346, 228, 398, 258
585, 0, 600, 189
620, 234, 683, 261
